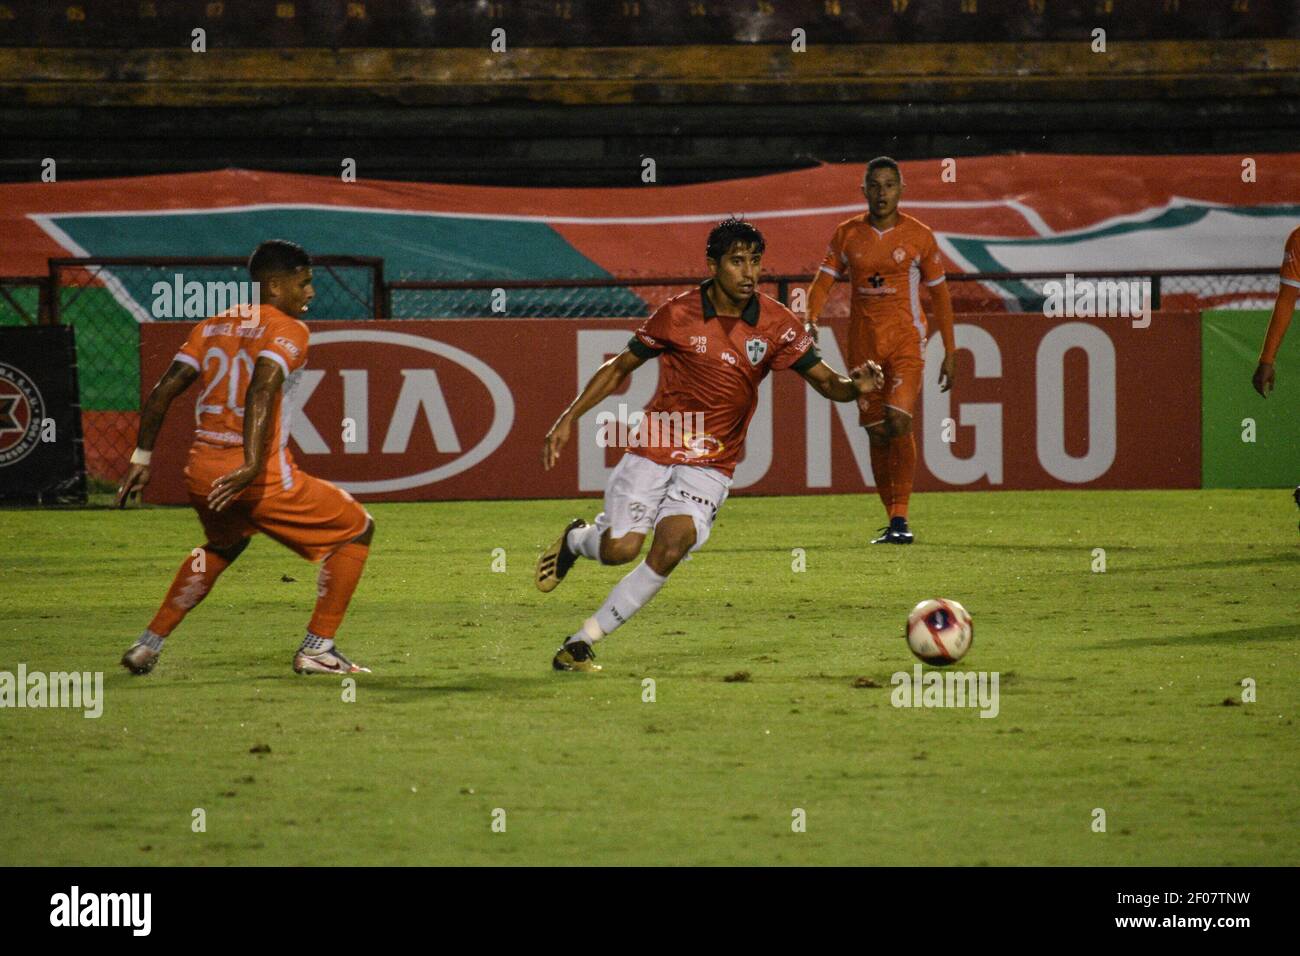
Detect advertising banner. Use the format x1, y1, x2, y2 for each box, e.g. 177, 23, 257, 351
139, 312, 1200, 504
1201, 309, 1300, 489
0, 326, 86, 503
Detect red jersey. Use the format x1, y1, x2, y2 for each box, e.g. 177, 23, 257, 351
627, 281, 819, 477
817, 211, 946, 340
173, 304, 310, 493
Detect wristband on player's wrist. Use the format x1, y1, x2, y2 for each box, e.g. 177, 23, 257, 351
129, 448, 152, 466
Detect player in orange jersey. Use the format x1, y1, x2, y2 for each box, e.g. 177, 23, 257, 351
804, 157, 957, 544
1251, 224, 1300, 528
115, 240, 375, 676
1252, 224, 1299, 397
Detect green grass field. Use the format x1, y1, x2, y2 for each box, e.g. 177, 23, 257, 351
1, 489, 1297, 866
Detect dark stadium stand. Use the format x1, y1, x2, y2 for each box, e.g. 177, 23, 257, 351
0, 1, 1296, 183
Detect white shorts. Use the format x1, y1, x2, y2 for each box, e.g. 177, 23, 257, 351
596, 452, 732, 555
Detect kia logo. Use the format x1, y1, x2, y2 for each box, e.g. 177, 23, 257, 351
299, 330, 515, 493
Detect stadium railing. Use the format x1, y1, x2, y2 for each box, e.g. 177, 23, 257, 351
36, 258, 1276, 488
44, 256, 384, 486
388, 269, 1281, 319
0, 275, 53, 324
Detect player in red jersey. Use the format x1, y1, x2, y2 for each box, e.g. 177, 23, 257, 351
804, 157, 957, 544
115, 241, 375, 676
535, 218, 884, 672
1252, 224, 1299, 397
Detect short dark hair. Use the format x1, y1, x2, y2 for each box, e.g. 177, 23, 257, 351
865, 156, 902, 182
248, 240, 311, 280
706, 217, 765, 262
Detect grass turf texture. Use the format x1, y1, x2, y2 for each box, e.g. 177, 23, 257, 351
1, 489, 1296, 866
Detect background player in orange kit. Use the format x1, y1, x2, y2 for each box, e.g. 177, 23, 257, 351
115, 240, 376, 676
1250, 223, 1300, 527
535, 219, 884, 672
1251, 224, 1299, 398
805, 157, 958, 544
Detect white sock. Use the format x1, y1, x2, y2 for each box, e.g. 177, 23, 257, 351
139, 630, 165, 652
589, 561, 668, 638
567, 513, 609, 561
300, 632, 334, 654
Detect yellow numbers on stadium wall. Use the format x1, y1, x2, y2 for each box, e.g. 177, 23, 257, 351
824, 0, 842, 15
689, 1, 707, 14
1027, 0, 1046, 15
622, 1, 641, 16
960, 0, 977, 13
138, 1, 156, 18
417, 2, 435, 17
346, 2, 366, 20
65, 5, 85, 22
205, 3, 224, 18
891, 0, 909, 13
1232, 0, 1250, 11
757, 0, 774, 15
1163, 0, 1180, 12
276, 3, 296, 20
0, 5, 14, 21
554, 2, 572, 19
486, 2, 503, 18
1093, 0, 1113, 13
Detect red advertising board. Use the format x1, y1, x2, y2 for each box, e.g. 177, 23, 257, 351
139, 313, 1200, 504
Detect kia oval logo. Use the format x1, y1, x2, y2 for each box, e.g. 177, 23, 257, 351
299, 330, 515, 493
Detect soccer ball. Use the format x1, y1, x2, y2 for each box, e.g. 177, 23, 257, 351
905, 599, 973, 665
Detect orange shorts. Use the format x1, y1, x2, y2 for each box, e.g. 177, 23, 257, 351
184, 446, 370, 562
848, 320, 926, 427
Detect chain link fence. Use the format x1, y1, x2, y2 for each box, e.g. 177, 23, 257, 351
34, 260, 1279, 488
48, 257, 383, 486
391, 269, 1280, 319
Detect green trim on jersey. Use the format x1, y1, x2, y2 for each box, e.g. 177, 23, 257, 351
699, 280, 760, 326
627, 335, 663, 359
791, 347, 822, 373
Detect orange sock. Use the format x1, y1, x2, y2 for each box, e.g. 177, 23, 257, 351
307, 542, 370, 639
147, 546, 232, 636
888, 433, 916, 519
869, 440, 893, 518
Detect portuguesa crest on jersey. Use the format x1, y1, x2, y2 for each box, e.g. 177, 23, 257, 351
745, 337, 768, 365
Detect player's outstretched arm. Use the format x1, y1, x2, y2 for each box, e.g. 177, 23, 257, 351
543, 348, 647, 470
1253, 283, 1298, 397
804, 270, 837, 341
799, 359, 884, 403
208, 358, 284, 512
930, 281, 958, 392
116, 360, 198, 507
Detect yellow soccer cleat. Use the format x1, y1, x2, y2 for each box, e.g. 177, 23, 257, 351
552, 640, 602, 672
536, 518, 586, 593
